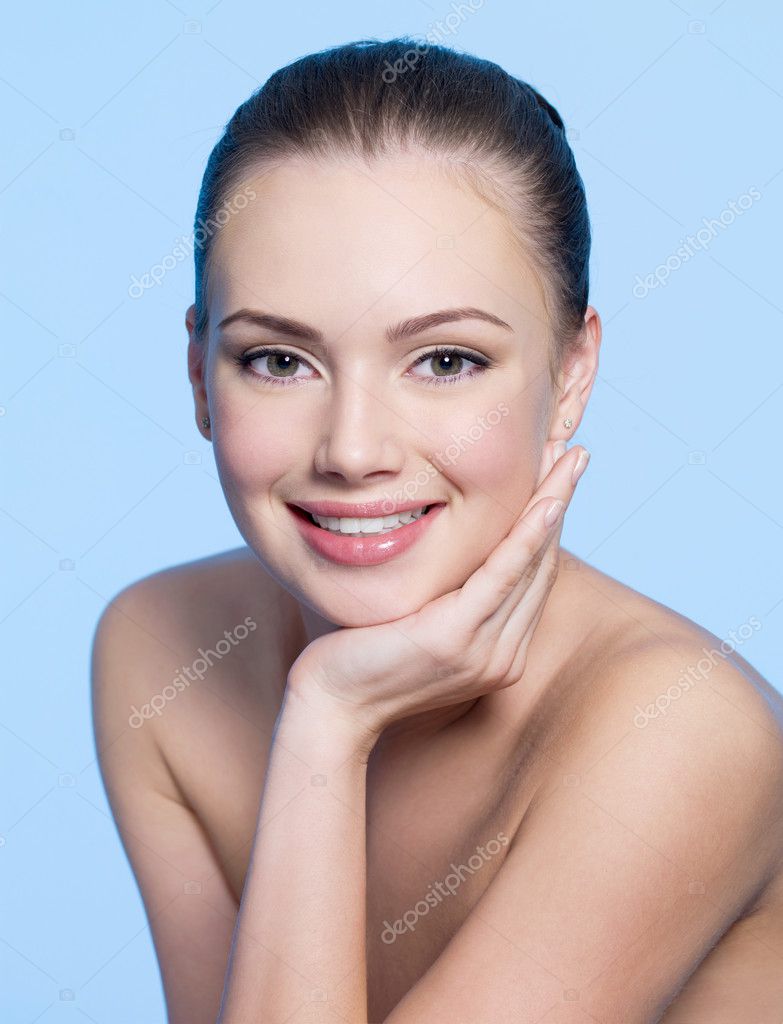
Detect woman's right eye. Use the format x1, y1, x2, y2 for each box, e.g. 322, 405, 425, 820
236, 347, 316, 386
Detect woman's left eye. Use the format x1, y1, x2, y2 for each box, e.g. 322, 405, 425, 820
409, 346, 490, 386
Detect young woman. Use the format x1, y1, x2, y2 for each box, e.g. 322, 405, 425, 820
91, 38, 783, 1024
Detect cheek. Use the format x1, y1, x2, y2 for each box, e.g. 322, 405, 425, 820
430, 403, 541, 510
212, 395, 308, 490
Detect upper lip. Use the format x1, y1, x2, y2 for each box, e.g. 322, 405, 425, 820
290, 498, 445, 518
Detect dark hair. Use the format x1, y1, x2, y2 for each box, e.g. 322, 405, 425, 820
193, 37, 591, 387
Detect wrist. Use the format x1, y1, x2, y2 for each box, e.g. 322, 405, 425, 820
279, 681, 380, 766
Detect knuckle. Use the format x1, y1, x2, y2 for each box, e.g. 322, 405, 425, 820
430, 633, 469, 675
522, 560, 539, 584
471, 633, 496, 675
489, 645, 523, 689
497, 567, 524, 594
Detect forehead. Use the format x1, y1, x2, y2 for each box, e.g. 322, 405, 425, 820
207, 153, 548, 341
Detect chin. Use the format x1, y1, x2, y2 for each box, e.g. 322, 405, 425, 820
242, 507, 478, 626
298, 579, 433, 629
240, 532, 436, 627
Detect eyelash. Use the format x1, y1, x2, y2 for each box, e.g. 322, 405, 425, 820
233, 345, 491, 388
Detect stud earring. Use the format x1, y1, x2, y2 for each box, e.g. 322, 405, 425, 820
563, 417, 573, 429
201, 415, 210, 429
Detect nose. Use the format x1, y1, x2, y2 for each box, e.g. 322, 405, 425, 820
313, 379, 406, 484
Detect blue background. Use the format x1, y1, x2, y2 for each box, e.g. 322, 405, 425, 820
2, 1, 781, 1020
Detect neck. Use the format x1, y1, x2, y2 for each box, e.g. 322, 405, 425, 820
297, 600, 342, 645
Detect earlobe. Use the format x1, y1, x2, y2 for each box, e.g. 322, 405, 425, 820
187, 334, 206, 395
551, 307, 602, 438
186, 304, 210, 438
185, 302, 197, 337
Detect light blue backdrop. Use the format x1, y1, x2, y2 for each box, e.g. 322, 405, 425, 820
2, 1, 781, 1020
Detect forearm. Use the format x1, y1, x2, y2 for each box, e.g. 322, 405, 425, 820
217, 686, 374, 1024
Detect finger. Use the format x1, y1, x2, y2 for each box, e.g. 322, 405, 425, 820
459, 444, 588, 624
467, 515, 562, 681
499, 518, 563, 648
522, 438, 575, 529
492, 485, 565, 626
535, 437, 568, 489
502, 439, 568, 617
487, 502, 568, 679
491, 437, 588, 645
489, 441, 583, 622
504, 596, 547, 682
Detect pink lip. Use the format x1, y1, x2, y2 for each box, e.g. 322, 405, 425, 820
292, 497, 441, 518
287, 502, 446, 566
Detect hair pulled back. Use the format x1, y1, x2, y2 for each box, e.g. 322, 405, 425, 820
193, 37, 591, 387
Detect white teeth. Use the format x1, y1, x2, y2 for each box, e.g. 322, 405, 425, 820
355, 517, 385, 534
311, 506, 429, 535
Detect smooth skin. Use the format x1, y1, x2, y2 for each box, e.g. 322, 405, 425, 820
92, 151, 783, 1024
285, 444, 586, 747
215, 439, 588, 1022
186, 153, 599, 632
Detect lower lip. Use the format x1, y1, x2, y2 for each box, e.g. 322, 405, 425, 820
286, 504, 446, 566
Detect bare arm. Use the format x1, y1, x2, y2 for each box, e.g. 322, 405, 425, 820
91, 582, 241, 1024
215, 686, 375, 1024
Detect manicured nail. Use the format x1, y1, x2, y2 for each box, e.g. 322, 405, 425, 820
553, 439, 568, 462
544, 499, 564, 527
571, 449, 590, 484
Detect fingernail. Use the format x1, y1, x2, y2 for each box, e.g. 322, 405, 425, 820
553, 439, 567, 462
572, 448, 590, 484
544, 499, 564, 527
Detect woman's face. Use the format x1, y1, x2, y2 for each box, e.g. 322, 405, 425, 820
189, 153, 572, 627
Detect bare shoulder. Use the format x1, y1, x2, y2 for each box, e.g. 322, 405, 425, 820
93, 544, 292, 651
576, 556, 782, 743
89, 547, 293, 1023
535, 554, 783, 914
90, 546, 298, 753
553, 552, 783, 739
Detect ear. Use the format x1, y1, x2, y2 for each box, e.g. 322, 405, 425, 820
550, 305, 601, 439
186, 303, 211, 441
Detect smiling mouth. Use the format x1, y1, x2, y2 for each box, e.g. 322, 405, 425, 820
290, 503, 440, 537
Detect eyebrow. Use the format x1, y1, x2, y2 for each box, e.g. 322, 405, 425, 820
216, 306, 513, 345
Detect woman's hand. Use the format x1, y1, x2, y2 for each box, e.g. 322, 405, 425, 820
285, 440, 590, 748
